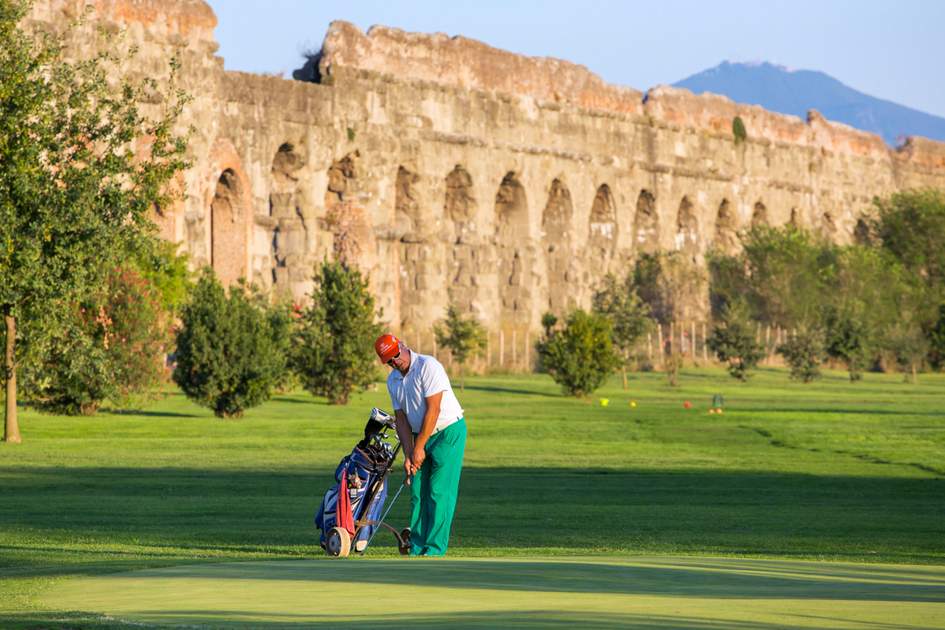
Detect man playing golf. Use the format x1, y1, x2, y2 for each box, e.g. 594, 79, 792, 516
375, 333, 467, 557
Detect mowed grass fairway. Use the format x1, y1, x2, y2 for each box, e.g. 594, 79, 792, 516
2, 368, 944, 628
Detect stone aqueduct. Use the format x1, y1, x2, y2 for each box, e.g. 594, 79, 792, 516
28, 1, 945, 343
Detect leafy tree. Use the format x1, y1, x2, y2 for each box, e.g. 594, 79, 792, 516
292, 261, 382, 405
592, 273, 651, 389
777, 326, 826, 383
885, 319, 928, 384
927, 303, 945, 371
173, 271, 285, 418
21, 267, 172, 414
738, 225, 835, 327
134, 240, 193, 316
631, 252, 705, 325
434, 303, 486, 391
707, 300, 765, 381
873, 189, 945, 292
1, 1, 188, 441
536, 309, 619, 397
823, 308, 869, 381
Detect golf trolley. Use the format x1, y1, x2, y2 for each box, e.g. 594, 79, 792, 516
314, 407, 411, 557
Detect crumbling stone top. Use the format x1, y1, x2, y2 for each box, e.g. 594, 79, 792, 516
319, 20, 644, 115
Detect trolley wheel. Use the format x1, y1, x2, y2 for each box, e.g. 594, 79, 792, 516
326, 526, 351, 558
399, 527, 411, 555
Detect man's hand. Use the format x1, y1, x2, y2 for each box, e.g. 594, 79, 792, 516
403, 455, 414, 484
411, 444, 426, 471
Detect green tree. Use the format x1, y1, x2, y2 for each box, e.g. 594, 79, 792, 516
1, 1, 188, 441
777, 326, 826, 383
707, 300, 765, 381
927, 303, 945, 371
21, 267, 172, 414
173, 271, 285, 418
592, 273, 651, 389
292, 261, 382, 405
536, 309, 620, 397
738, 225, 836, 327
873, 189, 945, 292
434, 304, 486, 391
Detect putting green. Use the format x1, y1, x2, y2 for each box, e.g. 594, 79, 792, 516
42, 556, 945, 628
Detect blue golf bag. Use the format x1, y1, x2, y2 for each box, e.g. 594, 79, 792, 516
314, 408, 409, 556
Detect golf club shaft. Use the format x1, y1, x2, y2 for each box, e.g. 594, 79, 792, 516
365, 477, 408, 548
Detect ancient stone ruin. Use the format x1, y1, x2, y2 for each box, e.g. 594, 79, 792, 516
25, 0, 945, 351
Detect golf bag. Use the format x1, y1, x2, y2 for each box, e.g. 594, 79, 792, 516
314, 408, 402, 554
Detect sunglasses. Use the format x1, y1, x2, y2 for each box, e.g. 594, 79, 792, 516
386, 351, 401, 367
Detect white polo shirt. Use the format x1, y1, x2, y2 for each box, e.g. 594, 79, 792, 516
387, 351, 464, 434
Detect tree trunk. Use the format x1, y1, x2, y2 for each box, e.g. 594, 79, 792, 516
4, 312, 21, 444
621, 368, 628, 390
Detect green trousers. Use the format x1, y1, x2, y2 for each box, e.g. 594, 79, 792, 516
409, 418, 467, 556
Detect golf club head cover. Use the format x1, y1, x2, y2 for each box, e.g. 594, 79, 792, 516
337, 469, 356, 536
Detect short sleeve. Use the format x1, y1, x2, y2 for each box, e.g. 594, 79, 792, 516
420, 358, 449, 398
386, 373, 402, 411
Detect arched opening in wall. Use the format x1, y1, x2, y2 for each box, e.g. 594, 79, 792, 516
395, 166, 421, 238
210, 168, 246, 286
396, 165, 428, 330
751, 201, 768, 228
588, 183, 617, 274
325, 152, 362, 263
713, 198, 738, 253
268, 142, 306, 291
854, 217, 872, 245
674, 196, 698, 255
446, 165, 475, 229
822, 212, 838, 238
445, 165, 478, 311
542, 178, 574, 315
789, 207, 801, 228
326, 152, 358, 207
634, 189, 658, 253
494, 172, 531, 323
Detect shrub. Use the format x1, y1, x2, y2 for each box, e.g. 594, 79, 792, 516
777, 326, 826, 383
22, 267, 172, 415
537, 309, 619, 397
434, 303, 486, 391
592, 273, 651, 389
173, 270, 285, 418
292, 260, 382, 405
733, 116, 747, 144
707, 300, 765, 381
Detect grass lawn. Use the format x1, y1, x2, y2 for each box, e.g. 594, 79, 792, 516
1, 367, 944, 628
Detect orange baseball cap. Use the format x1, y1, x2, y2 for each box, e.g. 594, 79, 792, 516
374, 333, 401, 363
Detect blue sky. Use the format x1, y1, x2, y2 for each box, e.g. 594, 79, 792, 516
205, 0, 945, 118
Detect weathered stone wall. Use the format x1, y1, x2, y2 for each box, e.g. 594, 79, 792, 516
26, 3, 945, 348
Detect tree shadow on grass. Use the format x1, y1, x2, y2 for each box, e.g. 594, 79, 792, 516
462, 384, 560, 398
2, 465, 943, 570
0, 609, 885, 630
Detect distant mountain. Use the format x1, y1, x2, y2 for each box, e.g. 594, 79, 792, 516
673, 61, 945, 146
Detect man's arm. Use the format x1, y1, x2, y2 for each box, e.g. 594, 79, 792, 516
411, 391, 443, 470
394, 410, 415, 478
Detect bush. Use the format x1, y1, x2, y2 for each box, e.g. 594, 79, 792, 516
928, 303, 945, 371
777, 326, 826, 383
733, 116, 747, 144
22, 267, 172, 415
537, 309, 619, 397
592, 273, 651, 389
173, 270, 285, 418
707, 300, 765, 381
434, 303, 486, 391
292, 261, 382, 405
